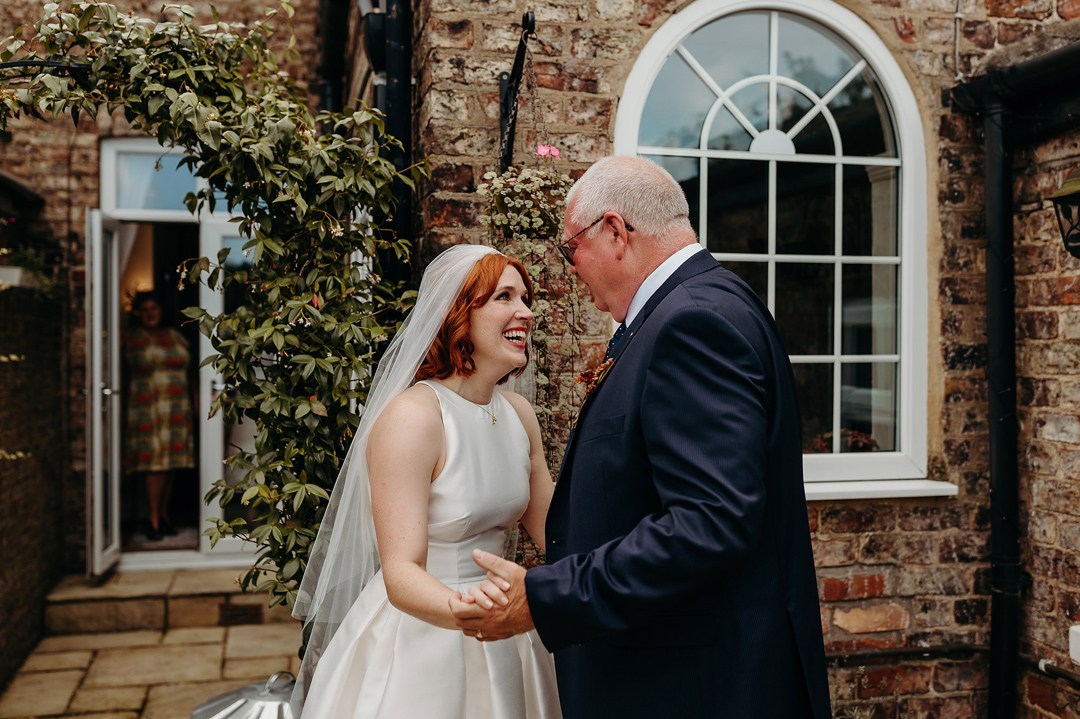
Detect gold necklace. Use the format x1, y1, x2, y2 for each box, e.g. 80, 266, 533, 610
478, 400, 496, 425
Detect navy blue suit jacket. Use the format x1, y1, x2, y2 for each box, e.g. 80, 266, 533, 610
525, 251, 831, 719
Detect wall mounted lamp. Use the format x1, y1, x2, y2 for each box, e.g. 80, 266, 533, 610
1050, 168, 1080, 259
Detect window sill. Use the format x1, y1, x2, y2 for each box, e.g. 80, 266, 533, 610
804, 479, 958, 502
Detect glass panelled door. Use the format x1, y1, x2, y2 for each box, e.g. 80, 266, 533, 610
86, 210, 122, 576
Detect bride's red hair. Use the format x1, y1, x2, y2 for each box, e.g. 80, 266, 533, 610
415, 252, 534, 381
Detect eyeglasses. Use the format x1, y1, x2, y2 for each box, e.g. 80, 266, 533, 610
556, 216, 634, 266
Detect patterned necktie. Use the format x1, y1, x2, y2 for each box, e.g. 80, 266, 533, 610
604, 323, 626, 362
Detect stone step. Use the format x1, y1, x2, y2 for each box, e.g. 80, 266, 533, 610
45, 569, 294, 635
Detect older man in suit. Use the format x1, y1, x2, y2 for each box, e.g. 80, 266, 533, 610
451, 155, 831, 719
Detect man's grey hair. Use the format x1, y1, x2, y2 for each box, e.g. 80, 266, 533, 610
566, 156, 695, 241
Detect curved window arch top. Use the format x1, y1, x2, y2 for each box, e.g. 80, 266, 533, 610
618, 3, 941, 495
638, 11, 897, 161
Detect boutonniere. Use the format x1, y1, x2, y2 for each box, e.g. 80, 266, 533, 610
575, 358, 615, 402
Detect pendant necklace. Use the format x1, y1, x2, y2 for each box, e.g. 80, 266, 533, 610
478, 401, 496, 425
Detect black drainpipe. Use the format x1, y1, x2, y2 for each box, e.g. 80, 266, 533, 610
317, 0, 349, 114
982, 91, 1021, 719
952, 40, 1080, 719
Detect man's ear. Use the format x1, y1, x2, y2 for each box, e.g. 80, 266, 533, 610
607, 213, 631, 260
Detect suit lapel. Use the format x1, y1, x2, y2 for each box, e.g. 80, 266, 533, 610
556, 250, 720, 485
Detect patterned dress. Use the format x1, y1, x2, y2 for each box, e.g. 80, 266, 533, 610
123, 326, 196, 474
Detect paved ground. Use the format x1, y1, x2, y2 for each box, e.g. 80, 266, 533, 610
0, 571, 302, 719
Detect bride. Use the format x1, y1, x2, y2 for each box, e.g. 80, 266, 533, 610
293, 244, 561, 719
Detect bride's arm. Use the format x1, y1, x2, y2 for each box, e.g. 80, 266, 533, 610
503, 391, 553, 549
368, 386, 466, 630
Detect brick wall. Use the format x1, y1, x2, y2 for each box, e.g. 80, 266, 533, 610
0, 0, 321, 570
1012, 124, 1080, 716
408, 0, 1080, 714
0, 286, 66, 693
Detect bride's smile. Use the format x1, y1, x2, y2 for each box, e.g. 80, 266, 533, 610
467, 266, 533, 376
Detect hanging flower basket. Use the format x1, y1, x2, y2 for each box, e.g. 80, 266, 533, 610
479, 162, 573, 244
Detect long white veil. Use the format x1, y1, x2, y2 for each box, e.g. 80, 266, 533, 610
291, 244, 500, 710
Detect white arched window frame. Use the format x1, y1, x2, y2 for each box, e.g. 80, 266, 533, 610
615, 0, 954, 500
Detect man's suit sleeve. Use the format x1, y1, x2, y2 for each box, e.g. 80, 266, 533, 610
525, 303, 771, 652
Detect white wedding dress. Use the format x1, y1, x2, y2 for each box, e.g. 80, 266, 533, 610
300, 380, 562, 719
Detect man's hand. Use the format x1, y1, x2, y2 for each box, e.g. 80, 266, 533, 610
448, 549, 534, 641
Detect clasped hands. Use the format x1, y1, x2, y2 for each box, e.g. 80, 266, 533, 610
449, 549, 534, 642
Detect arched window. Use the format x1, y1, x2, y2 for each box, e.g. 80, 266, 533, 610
616, 0, 948, 498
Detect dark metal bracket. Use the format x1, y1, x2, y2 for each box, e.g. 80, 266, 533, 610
498, 11, 535, 174
0, 60, 94, 91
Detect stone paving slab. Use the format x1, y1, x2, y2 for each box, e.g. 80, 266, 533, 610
68, 686, 148, 713
46, 599, 166, 635
168, 570, 243, 597
35, 631, 163, 653
83, 644, 223, 687
21, 650, 93, 672
161, 627, 224, 645
0, 670, 83, 717
142, 681, 249, 719
224, 624, 300, 659
49, 572, 175, 602
166, 596, 224, 629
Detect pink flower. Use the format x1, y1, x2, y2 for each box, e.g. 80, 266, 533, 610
535, 145, 560, 159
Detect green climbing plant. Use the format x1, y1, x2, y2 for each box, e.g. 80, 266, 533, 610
0, 1, 426, 608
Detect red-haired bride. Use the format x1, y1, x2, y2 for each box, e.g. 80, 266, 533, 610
293, 245, 561, 718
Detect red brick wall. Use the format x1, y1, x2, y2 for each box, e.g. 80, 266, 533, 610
1012, 126, 1080, 717
0, 0, 321, 570
407, 0, 1080, 714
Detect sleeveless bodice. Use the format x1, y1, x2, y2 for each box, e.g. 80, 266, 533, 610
418, 380, 531, 587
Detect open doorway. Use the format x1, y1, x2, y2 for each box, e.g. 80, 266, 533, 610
117, 222, 202, 550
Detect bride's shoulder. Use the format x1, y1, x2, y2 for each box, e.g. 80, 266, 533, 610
370, 383, 443, 436
384, 382, 442, 416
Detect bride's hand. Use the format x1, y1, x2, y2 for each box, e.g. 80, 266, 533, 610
466, 577, 510, 610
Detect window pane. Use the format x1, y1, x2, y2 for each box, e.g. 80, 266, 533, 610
840, 362, 896, 452
842, 264, 897, 355
843, 165, 898, 256
778, 15, 858, 99
706, 159, 767, 254
775, 263, 834, 355
708, 104, 754, 152
639, 52, 716, 148
794, 363, 834, 453
644, 155, 701, 237
776, 162, 834, 255
683, 12, 770, 92
832, 68, 895, 157
116, 153, 196, 212
722, 261, 767, 302
778, 86, 834, 155
728, 83, 769, 135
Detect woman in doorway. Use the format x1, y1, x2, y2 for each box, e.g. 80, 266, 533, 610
122, 291, 195, 541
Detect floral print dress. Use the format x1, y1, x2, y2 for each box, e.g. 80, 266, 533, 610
123, 326, 195, 473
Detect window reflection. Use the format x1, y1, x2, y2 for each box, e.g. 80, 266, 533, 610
840, 362, 897, 452
776, 162, 834, 255
639, 53, 715, 148
706, 159, 768, 254
116, 153, 197, 212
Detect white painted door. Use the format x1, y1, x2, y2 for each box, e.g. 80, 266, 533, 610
85, 209, 122, 577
